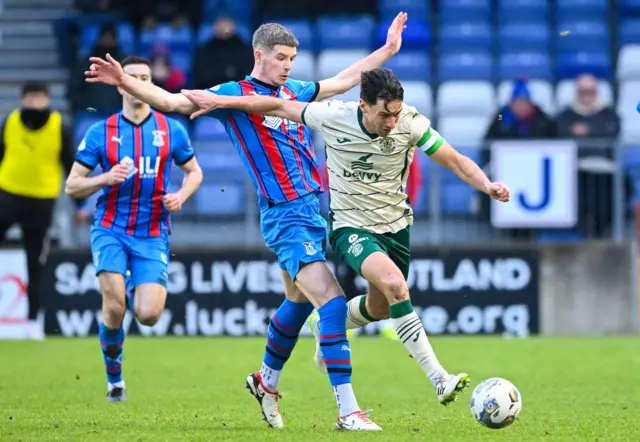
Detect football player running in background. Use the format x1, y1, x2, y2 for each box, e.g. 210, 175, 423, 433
85, 13, 408, 431
66, 56, 203, 402
180, 67, 511, 406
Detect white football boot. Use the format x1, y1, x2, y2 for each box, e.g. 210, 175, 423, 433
435, 373, 471, 406
245, 372, 284, 428
336, 410, 382, 431
308, 313, 327, 374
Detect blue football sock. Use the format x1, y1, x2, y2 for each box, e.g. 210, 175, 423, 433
99, 322, 125, 385
261, 299, 314, 390
317, 297, 352, 387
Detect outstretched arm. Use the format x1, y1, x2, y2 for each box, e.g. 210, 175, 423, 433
86, 54, 198, 115
182, 90, 306, 123
429, 141, 510, 202
315, 12, 407, 101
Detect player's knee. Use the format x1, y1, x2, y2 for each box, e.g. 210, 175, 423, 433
101, 288, 126, 324
135, 304, 163, 326
380, 276, 409, 304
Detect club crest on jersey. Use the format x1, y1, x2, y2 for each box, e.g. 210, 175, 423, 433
380, 137, 396, 154
303, 241, 317, 256
280, 90, 292, 100
152, 130, 166, 147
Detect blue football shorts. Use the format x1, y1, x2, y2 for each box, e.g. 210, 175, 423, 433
260, 192, 328, 280
90, 225, 169, 289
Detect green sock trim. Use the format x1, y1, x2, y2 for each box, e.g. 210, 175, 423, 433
358, 295, 377, 322
389, 299, 414, 318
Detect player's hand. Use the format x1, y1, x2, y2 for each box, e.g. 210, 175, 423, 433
85, 53, 125, 86
163, 193, 184, 213
486, 182, 511, 203
104, 163, 129, 186
181, 89, 224, 120
385, 12, 408, 54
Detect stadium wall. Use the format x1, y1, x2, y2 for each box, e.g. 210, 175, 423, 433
539, 242, 636, 336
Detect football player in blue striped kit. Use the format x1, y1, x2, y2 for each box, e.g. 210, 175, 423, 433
66, 56, 203, 402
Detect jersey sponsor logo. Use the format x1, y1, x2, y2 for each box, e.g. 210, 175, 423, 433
262, 115, 299, 133
343, 154, 381, 182
347, 235, 369, 257
135, 156, 161, 179
336, 137, 351, 144
380, 137, 396, 153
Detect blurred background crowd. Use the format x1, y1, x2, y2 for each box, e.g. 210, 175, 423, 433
0, 0, 639, 248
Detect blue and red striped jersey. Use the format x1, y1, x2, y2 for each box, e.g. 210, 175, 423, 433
206, 76, 324, 208
76, 111, 194, 237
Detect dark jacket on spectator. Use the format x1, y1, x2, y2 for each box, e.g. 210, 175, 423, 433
193, 35, 253, 90
556, 106, 620, 139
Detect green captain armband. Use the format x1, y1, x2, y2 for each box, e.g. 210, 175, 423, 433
417, 128, 444, 156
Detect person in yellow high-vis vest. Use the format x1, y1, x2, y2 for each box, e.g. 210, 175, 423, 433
0, 81, 86, 340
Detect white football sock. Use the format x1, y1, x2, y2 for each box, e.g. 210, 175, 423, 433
391, 300, 447, 387
260, 363, 281, 392
346, 295, 376, 330
333, 383, 360, 417
108, 381, 125, 391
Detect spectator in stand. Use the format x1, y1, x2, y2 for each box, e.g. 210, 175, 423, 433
149, 46, 186, 93
556, 74, 620, 139
321, 154, 422, 340
192, 17, 253, 90
68, 25, 122, 113
485, 78, 555, 140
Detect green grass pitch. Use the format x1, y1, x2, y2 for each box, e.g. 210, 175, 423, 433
1, 336, 639, 441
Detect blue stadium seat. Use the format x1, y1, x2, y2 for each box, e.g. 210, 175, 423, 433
623, 147, 640, 173
73, 112, 104, 145
193, 117, 229, 142
79, 22, 136, 58
438, 22, 493, 52
139, 23, 194, 56
556, 21, 610, 52
316, 16, 375, 50
383, 51, 431, 81
536, 231, 586, 242
556, 51, 612, 79
441, 184, 474, 215
619, 20, 640, 45
195, 182, 245, 216
265, 20, 315, 51
498, 23, 550, 52
196, 150, 243, 172
437, 52, 493, 81
497, 52, 552, 81
376, 19, 430, 50
440, 0, 491, 22
379, 0, 430, 21
202, 0, 253, 26
557, 0, 608, 21
169, 50, 193, 74
619, 0, 640, 15
197, 22, 252, 45
498, 0, 549, 23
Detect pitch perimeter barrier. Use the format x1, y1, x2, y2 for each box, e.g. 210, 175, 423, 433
0, 242, 635, 338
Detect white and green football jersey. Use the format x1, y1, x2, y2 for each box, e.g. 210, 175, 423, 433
302, 100, 444, 234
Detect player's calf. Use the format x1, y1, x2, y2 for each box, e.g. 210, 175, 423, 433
98, 272, 128, 401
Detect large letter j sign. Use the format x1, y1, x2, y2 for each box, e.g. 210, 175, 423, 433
518, 157, 550, 211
